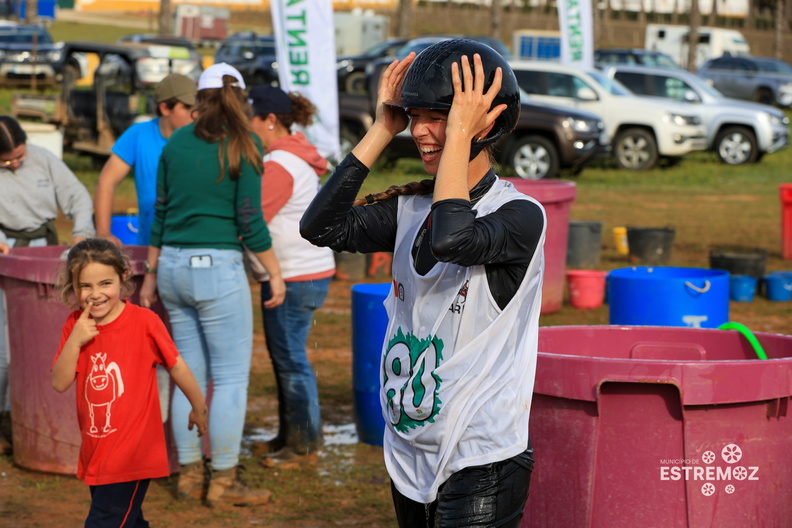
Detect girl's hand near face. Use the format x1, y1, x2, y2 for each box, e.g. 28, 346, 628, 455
69, 305, 99, 348
446, 53, 507, 145
374, 52, 416, 137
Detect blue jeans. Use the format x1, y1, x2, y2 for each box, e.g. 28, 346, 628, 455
157, 246, 253, 471
261, 277, 330, 453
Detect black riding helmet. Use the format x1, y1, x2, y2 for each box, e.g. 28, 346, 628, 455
385, 38, 520, 160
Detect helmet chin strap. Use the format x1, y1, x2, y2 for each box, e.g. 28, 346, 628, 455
469, 128, 506, 161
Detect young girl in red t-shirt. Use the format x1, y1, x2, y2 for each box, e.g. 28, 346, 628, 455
52, 238, 208, 526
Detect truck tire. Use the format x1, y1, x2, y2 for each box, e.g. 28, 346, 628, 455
715, 126, 758, 165
614, 128, 658, 171
344, 71, 367, 94
505, 135, 559, 179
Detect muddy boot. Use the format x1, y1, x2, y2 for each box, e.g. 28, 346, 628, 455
206, 466, 271, 508
177, 460, 207, 501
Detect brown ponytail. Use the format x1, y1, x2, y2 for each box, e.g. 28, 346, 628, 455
274, 91, 317, 131
192, 75, 263, 181
353, 179, 436, 206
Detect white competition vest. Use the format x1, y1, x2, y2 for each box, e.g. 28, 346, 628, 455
381, 177, 546, 504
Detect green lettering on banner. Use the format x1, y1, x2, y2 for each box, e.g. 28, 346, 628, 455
287, 28, 307, 47
565, 0, 584, 59
292, 70, 310, 85
282, 5, 309, 86
289, 49, 308, 65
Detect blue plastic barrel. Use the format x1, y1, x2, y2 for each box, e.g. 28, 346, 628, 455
351, 282, 392, 446
729, 275, 757, 302
608, 267, 729, 328
110, 214, 139, 245
764, 273, 792, 301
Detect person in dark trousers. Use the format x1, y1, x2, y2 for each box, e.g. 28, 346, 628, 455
300, 39, 545, 527
247, 85, 335, 460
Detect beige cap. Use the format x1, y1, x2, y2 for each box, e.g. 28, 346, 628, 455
155, 73, 197, 105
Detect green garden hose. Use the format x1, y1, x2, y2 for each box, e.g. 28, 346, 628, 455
717, 322, 768, 360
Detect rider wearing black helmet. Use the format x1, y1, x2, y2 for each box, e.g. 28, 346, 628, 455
301, 38, 545, 527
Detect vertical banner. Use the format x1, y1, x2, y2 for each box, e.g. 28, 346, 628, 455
556, 0, 594, 70
271, 0, 340, 161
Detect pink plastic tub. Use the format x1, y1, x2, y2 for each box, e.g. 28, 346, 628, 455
522, 325, 792, 528
504, 178, 577, 314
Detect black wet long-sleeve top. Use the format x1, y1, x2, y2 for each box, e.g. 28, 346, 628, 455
300, 154, 545, 309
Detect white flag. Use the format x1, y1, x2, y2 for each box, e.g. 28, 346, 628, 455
557, 0, 594, 70
271, 0, 340, 161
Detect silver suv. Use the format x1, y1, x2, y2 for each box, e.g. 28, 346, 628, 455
697, 55, 792, 108
510, 60, 707, 171
605, 65, 789, 165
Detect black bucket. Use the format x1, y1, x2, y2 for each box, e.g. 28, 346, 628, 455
567, 220, 603, 268
627, 226, 675, 265
709, 247, 767, 279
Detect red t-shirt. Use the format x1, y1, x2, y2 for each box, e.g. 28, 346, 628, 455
53, 302, 179, 485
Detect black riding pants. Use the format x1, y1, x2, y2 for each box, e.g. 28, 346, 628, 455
391, 444, 534, 528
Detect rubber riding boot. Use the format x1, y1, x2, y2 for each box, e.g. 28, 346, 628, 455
206, 466, 271, 508
177, 460, 207, 501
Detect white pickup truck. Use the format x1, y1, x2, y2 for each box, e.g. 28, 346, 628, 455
510, 60, 708, 171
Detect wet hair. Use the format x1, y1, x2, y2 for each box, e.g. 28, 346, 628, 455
192, 75, 263, 181
155, 97, 186, 117
57, 238, 135, 308
273, 92, 317, 131
352, 145, 496, 206
0, 115, 27, 155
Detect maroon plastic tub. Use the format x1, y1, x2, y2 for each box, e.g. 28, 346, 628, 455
522, 325, 792, 528
504, 178, 577, 314
0, 245, 178, 475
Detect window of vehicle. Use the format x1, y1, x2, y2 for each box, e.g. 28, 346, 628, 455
0, 26, 54, 45
588, 70, 631, 96
752, 58, 792, 74
734, 59, 757, 72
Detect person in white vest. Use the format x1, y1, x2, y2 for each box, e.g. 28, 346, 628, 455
246, 85, 335, 460
301, 39, 546, 527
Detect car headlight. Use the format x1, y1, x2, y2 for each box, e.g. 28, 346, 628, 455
0, 50, 6, 61
767, 112, 783, 126
564, 117, 597, 133
46, 50, 61, 62
336, 59, 351, 70
780, 82, 792, 94
668, 113, 701, 126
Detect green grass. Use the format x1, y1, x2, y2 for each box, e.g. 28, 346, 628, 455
49, 20, 150, 44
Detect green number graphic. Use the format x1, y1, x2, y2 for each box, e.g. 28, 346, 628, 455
383, 328, 444, 433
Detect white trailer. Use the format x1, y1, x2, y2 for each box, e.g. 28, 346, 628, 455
644, 24, 750, 69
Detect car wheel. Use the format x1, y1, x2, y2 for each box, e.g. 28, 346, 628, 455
505, 135, 559, 179
752, 88, 774, 106
344, 71, 367, 94
614, 128, 658, 171
715, 126, 758, 165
